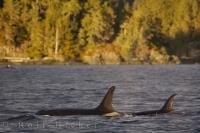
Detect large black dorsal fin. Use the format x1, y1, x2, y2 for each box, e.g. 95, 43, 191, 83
161, 94, 177, 113
96, 86, 115, 114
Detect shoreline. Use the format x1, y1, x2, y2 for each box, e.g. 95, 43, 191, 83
0, 57, 199, 65
0, 60, 199, 65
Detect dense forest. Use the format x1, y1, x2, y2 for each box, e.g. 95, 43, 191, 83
0, 0, 200, 64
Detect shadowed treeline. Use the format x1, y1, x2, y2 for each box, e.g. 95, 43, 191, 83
0, 0, 200, 64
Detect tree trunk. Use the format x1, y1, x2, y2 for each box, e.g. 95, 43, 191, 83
55, 25, 59, 58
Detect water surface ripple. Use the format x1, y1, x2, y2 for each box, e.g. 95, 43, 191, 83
0, 65, 199, 132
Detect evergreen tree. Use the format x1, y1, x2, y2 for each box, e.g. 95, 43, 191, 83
0, 0, 199, 63
78, 0, 115, 47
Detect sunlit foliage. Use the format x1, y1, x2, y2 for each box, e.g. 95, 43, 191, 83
0, 0, 199, 64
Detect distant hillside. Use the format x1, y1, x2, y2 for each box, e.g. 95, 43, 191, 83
0, 0, 200, 64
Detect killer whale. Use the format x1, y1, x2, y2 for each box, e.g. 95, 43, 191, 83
4, 87, 177, 120
36, 86, 121, 116
132, 94, 177, 116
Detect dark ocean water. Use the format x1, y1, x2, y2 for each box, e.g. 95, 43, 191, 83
0, 65, 199, 133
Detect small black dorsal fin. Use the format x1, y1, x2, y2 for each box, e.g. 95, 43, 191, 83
161, 94, 177, 113
96, 86, 115, 114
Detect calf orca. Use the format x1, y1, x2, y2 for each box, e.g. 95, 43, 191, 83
133, 94, 177, 116
36, 86, 121, 116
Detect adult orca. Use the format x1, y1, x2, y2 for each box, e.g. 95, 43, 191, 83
36, 86, 121, 116
133, 94, 177, 116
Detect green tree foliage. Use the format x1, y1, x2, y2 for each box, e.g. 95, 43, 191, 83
59, 0, 82, 61
78, 0, 115, 46
0, 0, 200, 64
116, 0, 200, 64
